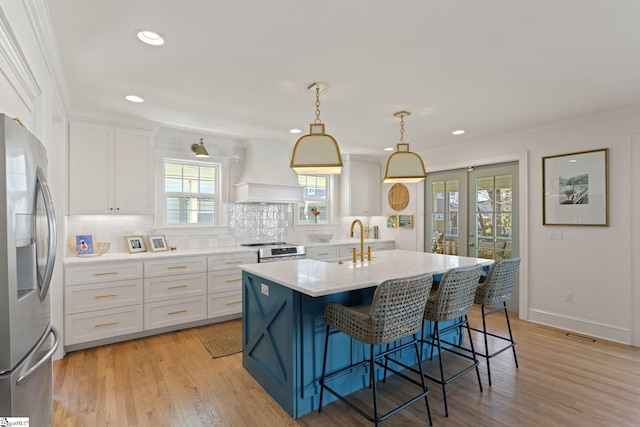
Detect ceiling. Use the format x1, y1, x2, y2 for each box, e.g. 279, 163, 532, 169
47, 0, 640, 158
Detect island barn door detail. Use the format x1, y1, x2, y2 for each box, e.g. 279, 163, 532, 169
426, 162, 519, 313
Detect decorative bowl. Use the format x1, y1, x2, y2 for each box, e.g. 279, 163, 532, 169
317, 234, 333, 242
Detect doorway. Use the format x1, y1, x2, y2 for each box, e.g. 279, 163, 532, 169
425, 162, 519, 313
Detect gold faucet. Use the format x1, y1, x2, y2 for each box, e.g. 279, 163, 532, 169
350, 219, 371, 262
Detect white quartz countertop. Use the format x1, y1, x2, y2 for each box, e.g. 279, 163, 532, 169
240, 249, 494, 297
64, 246, 258, 264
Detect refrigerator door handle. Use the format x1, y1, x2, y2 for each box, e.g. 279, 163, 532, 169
35, 167, 57, 302
16, 326, 59, 386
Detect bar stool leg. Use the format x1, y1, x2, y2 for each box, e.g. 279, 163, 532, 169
503, 302, 519, 368
464, 314, 483, 392
481, 305, 493, 386
318, 325, 330, 413
432, 322, 450, 417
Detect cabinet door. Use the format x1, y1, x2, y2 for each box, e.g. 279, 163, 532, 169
114, 128, 154, 214
68, 121, 113, 214
339, 157, 381, 216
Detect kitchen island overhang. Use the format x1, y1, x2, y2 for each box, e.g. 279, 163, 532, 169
240, 250, 494, 418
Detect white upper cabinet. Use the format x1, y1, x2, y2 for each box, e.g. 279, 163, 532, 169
68, 120, 154, 215
339, 154, 381, 216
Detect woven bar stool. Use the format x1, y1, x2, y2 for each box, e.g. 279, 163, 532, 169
470, 257, 521, 386
420, 264, 483, 417
318, 273, 434, 426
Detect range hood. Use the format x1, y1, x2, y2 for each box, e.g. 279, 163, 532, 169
234, 140, 304, 203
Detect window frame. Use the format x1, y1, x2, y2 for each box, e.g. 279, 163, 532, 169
161, 158, 222, 227
296, 174, 332, 224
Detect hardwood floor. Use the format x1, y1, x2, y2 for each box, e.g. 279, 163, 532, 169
53, 309, 640, 426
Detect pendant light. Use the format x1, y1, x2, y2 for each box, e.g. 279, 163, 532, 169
191, 138, 209, 158
290, 82, 343, 175
382, 111, 426, 183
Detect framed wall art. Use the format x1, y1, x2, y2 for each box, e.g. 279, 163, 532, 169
125, 235, 147, 253
398, 214, 414, 228
148, 234, 169, 252
386, 214, 398, 228
542, 148, 608, 226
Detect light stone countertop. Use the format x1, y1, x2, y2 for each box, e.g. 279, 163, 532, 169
240, 249, 494, 297
63, 245, 258, 264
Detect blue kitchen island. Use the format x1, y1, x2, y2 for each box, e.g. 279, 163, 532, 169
240, 250, 493, 418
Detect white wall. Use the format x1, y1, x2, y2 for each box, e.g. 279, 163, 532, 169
414, 108, 639, 345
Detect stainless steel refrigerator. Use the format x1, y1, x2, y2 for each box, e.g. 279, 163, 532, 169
0, 114, 58, 425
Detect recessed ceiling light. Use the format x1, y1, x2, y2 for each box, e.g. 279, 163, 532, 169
125, 95, 144, 103
136, 30, 164, 46
452, 129, 466, 135
289, 128, 302, 134
569, 159, 577, 163
384, 147, 394, 152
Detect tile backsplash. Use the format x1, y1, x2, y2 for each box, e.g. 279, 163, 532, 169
229, 203, 293, 243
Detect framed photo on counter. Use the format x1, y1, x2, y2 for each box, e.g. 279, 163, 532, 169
125, 235, 147, 253
148, 234, 169, 252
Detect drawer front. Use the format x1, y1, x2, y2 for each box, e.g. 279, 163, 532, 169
372, 241, 395, 251
144, 296, 207, 330
144, 257, 207, 277
208, 291, 242, 318
144, 273, 207, 303
208, 252, 257, 270
65, 261, 143, 286
208, 270, 242, 293
65, 279, 143, 314
306, 246, 340, 260
65, 305, 143, 345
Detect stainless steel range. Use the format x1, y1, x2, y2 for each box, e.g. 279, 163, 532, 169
241, 242, 306, 263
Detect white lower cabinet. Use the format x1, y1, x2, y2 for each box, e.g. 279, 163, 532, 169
144, 296, 207, 330
64, 261, 144, 347
207, 252, 256, 319
64, 251, 257, 350
65, 305, 144, 346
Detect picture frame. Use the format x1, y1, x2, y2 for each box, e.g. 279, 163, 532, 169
148, 234, 169, 252
398, 214, 414, 228
386, 214, 398, 228
125, 235, 147, 253
542, 148, 608, 226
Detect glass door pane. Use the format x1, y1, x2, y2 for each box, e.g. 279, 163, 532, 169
426, 170, 466, 255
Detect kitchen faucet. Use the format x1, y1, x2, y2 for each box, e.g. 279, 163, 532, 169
350, 219, 371, 262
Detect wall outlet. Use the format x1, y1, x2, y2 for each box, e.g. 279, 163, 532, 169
261, 283, 269, 296
562, 290, 573, 302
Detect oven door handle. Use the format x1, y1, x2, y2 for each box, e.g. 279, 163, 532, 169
16, 326, 60, 386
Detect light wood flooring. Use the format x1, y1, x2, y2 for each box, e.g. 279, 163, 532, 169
53, 308, 640, 426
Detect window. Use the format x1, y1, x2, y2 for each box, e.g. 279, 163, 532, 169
163, 159, 219, 225
297, 175, 329, 222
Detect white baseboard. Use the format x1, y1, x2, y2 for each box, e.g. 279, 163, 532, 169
527, 309, 631, 345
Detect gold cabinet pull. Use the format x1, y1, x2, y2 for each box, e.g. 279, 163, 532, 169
226, 301, 242, 306
317, 252, 329, 256
94, 321, 119, 328
94, 293, 119, 299
94, 272, 118, 276
168, 284, 188, 290
168, 309, 187, 315
167, 265, 188, 270
225, 260, 243, 264
225, 278, 241, 283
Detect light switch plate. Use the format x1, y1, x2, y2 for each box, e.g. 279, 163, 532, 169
261, 283, 269, 296
549, 229, 562, 240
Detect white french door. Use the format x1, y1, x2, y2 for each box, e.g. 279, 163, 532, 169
426, 162, 519, 312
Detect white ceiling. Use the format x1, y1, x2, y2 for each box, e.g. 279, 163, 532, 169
47, 0, 640, 157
